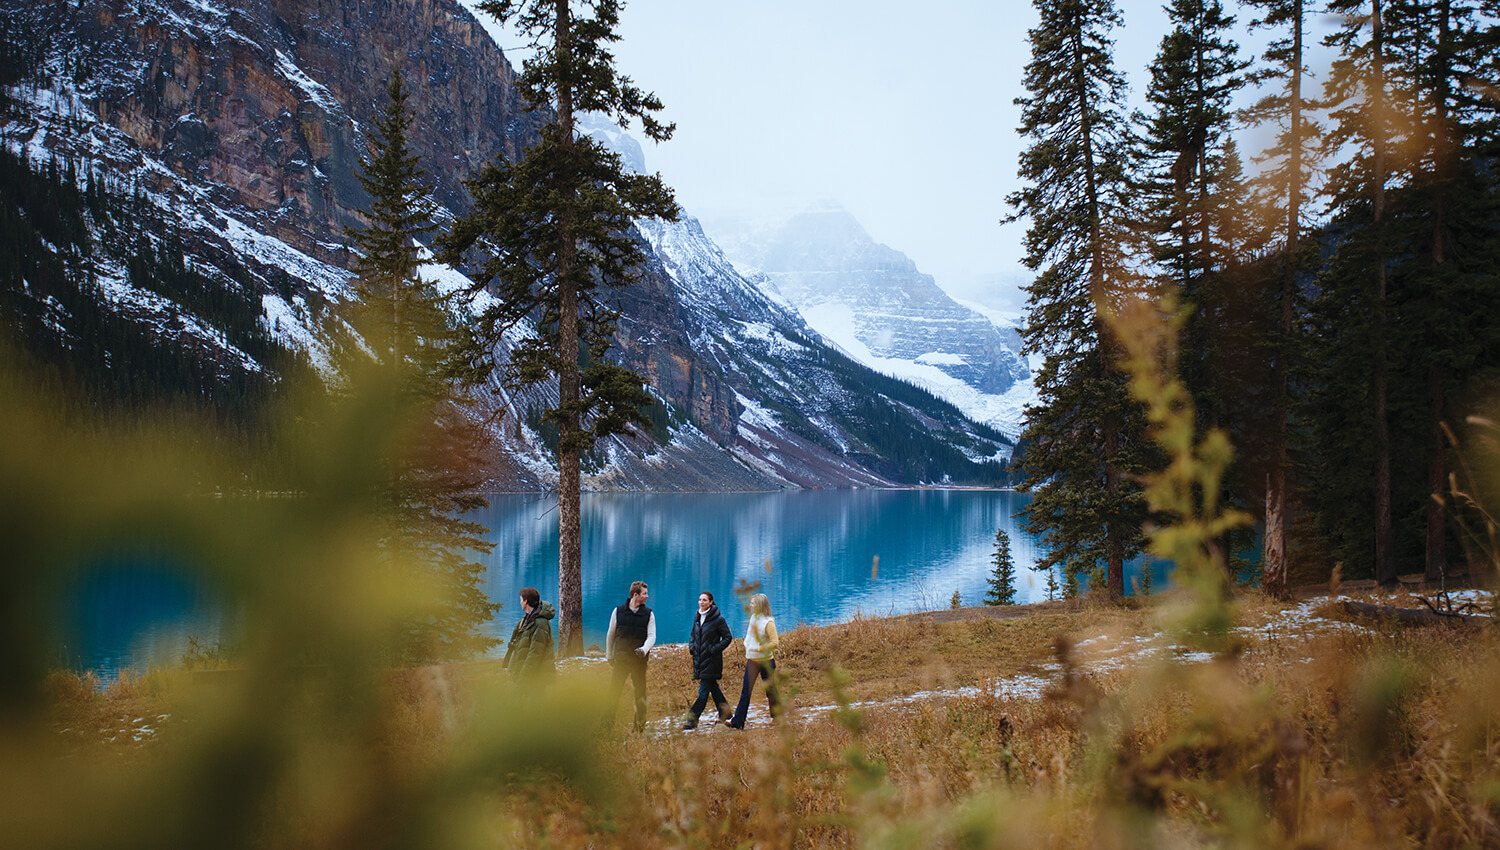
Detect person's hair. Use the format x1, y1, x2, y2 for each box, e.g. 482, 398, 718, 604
699, 590, 714, 603
519, 586, 540, 608
630, 580, 648, 599
750, 593, 771, 617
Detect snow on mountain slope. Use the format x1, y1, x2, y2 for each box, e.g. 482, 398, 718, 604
703, 205, 1034, 438
2, 0, 1015, 488
638, 214, 1014, 472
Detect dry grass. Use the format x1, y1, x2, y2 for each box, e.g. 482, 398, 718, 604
36, 588, 1500, 849
537, 591, 1500, 848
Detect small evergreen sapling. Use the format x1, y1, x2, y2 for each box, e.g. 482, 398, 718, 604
950, 589, 963, 609
985, 529, 1017, 606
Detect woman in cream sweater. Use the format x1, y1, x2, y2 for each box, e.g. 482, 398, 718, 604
726, 593, 781, 728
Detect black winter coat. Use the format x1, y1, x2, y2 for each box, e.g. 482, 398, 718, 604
688, 604, 734, 680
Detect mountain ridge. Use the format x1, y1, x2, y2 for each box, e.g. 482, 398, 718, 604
0, 0, 1015, 489
702, 205, 1036, 438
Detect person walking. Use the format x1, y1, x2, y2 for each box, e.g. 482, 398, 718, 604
682, 590, 734, 730
502, 586, 555, 685
726, 592, 781, 729
602, 580, 656, 732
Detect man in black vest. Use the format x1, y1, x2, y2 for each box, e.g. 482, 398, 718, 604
602, 580, 657, 732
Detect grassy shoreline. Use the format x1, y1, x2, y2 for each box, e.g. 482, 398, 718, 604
30, 583, 1500, 848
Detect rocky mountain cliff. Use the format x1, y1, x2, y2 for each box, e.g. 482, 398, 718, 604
706, 205, 1035, 437
0, 0, 1013, 489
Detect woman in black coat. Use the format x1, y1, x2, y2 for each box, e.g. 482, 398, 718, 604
682, 590, 734, 730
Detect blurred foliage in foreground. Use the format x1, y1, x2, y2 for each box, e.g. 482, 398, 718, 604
0, 347, 610, 848
7, 290, 1500, 848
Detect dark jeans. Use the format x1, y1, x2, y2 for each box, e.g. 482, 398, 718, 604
603, 655, 648, 731
728, 657, 779, 728
688, 677, 729, 718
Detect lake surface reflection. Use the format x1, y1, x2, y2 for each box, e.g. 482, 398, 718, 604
476, 489, 1152, 649
64, 489, 1171, 676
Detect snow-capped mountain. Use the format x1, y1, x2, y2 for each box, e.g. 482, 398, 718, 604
704, 205, 1036, 438
0, 0, 1014, 489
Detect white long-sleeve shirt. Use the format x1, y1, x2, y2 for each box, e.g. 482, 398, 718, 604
604, 605, 656, 660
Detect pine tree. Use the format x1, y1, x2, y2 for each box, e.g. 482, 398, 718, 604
1242, 0, 1322, 599
1127, 0, 1255, 580
1306, 0, 1500, 584
346, 67, 498, 663
1130, 0, 1252, 423
350, 68, 438, 377
439, 0, 679, 655
985, 529, 1017, 606
1379, 0, 1500, 585
1319, 0, 1401, 584
1008, 0, 1152, 600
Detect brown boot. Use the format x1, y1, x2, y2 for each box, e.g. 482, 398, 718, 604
716, 701, 733, 722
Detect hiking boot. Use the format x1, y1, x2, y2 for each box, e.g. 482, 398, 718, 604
681, 715, 699, 731
716, 701, 733, 722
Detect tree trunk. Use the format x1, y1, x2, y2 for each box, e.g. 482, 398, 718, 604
1371, 0, 1397, 586
1424, 0, 1453, 587
1105, 419, 1125, 601
1340, 599, 1490, 627
553, 0, 584, 657
1263, 0, 1303, 603
1426, 365, 1446, 584
1074, 18, 1122, 604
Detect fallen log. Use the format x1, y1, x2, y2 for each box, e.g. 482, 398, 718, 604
1339, 600, 1492, 627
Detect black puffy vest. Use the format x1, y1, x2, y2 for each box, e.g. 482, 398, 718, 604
614, 602, 652, 653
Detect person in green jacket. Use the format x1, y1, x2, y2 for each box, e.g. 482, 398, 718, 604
502, 586, 555, 683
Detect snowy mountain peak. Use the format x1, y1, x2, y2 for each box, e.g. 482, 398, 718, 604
705, 205, 1034, 437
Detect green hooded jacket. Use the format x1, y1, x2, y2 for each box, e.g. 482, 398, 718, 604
502, 600, 556, 681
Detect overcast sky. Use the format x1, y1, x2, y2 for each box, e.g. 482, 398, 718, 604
462, 0, 1305, 307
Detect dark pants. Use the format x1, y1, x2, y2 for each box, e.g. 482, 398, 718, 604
688, 677, 729, 719
728, 657, 779, 728
603, 656, 648, 731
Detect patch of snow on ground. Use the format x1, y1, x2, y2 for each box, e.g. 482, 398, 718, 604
665, 593, 1500, 736
415, 257, 504, 323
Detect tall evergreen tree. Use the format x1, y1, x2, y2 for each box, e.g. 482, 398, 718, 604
347, 67, 498, 663
1008, 0, 1151, 600
350, 68, 439, 378
1126, 0, 1259, 582
1130, 0, 1252, 425
1319, 0, 1401, 584
1381, 0, 1500, 584
1242, 0, 1323, 600
439, 0, 679, 655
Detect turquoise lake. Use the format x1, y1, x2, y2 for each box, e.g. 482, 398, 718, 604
61, 489, 1171, 676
